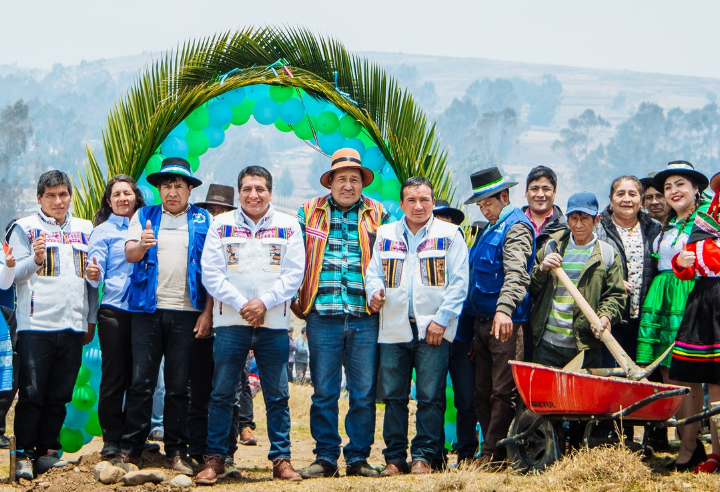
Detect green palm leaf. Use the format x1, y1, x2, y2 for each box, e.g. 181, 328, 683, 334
74, 26, 458, 219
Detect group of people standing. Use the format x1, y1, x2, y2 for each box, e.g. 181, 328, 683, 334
6, 146, 720, 483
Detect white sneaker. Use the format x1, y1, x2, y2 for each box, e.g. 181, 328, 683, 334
16, 456, 34, 480
36, 451, 68, 474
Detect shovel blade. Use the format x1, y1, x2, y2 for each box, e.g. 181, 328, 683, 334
562, 350, 585, 373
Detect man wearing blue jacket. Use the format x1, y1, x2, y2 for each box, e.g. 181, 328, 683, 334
462, 167, 535, 466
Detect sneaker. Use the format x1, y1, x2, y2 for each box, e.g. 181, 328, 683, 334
218, 458, 242, 479
35, 451, 68, 474
0, 434, 10, 449
143, 441, 161, 453
299, 459, 339, 479
15, 456, 34, 480
239, 427, 257, 446
149, 429, 164, 441
195, 455, 224, 486
166, 455, 194, 476
346, 460, 380, 477
272, 458, 302, 481
101, 441, 122, 459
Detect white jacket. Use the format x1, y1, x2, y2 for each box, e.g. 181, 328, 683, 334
201, 205, 305, 329
365, 217, 469, 343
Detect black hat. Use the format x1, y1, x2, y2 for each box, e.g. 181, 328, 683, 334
147, 157, 203, 188
195, 184, 237, 211
464, 167, 518, 205
652, 160, 708, 193
639, 171, 659, 191
433, 199, 465, 225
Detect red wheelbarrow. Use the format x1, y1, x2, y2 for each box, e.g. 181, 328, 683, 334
497, 361, 720, 473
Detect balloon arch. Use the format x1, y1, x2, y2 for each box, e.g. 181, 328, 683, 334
64, 26, 459, 454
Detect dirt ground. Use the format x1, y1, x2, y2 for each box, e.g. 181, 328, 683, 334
1, 384, 720, 491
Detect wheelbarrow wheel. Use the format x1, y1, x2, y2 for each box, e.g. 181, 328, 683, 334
506, 404, 561, 473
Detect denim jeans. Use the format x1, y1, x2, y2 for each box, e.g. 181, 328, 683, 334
379, 335, 449, 464
206, 326, 291, 461
15, 329, 83, 459
151, 358, 165, 433
120, 309, 199, 458
306, 313, 379, 466
97, 305, 133, 443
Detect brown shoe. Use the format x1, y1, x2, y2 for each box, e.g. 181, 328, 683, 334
195, 455, 225, 486
239, 427, 258, 446
110, 452, 140, 466
273, 459, 302, 481
410, 460, 431, 474
380, 461, 409, 477
166, 455, 194, 476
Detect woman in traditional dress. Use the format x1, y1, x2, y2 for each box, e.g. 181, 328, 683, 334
671, 171, 720, 473
636, 160, 709, 470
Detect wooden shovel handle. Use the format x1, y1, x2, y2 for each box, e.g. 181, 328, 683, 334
551, 266, 634, 374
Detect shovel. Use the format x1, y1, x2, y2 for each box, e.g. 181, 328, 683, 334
553, 267, 670, 380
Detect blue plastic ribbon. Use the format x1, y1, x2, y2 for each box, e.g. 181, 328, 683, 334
334, 71, 359, 106
218, 68, 242, 85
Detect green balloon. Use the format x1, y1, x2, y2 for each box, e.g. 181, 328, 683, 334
223, 122, 231, 131
269, 85, 294, 103
145, 154, 164, 175
185, 106, 209, 131
363, 171, 382, 194
292, 118, 315, 141
84, 410, 102, 437
59, 427, 84, 454
75, 365, 91, 386
358, 131, 378, 149
152, 186, 161, 205
185, 131, 210, 156
380, 179, 401, 201
338, 115, 362, 138
72, 384, 97, 411
275, 119, 292, 133
186, 155, 200, 172
231, 100, 254, 126
444, 386, 457, 423
316, 111, 339, 134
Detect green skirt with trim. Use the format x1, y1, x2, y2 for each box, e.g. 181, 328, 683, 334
636, 271, 695, 367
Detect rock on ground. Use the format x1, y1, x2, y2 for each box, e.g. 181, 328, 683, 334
122, 469, 167, 486
169, 475, 193, 487
93, 461, 111, 481
99, 464, 127, 484
116, 462, 140, 473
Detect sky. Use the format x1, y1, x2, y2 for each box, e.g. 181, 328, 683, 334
2, 0, 719, 79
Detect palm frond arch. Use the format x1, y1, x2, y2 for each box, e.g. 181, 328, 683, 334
74, 26, 455, 219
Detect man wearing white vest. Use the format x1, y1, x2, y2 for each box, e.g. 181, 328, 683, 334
195, 166, 305, 485
365, 177, 469, 475
10, 170, 98, 480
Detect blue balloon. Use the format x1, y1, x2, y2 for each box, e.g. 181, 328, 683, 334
138, 185, 154, 206
89, 370, 102, 393
160, 135, 189, 159
444, 422, 457, 449
219, 87, 246, 107
302, 95, 328, 116
82, 347, 102, 373
207, 101, 233, 127
81, 429, 94, 445
203, 126, 226, 148
382, 162, 398, 180
168, 121, 188, 138
279, 99, 305, 126
363, 147, 385, 172
253, 97, 280, 125
64, 404, 89, 430
343, 138, 366, 158
318, 131, 346, 155
246, 84, 270, 101
382, 200, 402, 218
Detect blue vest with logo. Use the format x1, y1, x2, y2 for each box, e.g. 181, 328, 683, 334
125, 204, 210, 313
467, 207, 535, 322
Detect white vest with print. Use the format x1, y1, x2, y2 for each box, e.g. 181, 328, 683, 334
212, 210, 298, 329
14, 214, 93, 332
377, 217, 460, 343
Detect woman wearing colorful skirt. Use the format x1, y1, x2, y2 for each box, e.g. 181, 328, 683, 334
636, 160, 709, 470
671, 171, 720, 473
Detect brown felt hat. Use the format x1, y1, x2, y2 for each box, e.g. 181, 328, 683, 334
320, 148, 375, 189
195, 184, 237, 210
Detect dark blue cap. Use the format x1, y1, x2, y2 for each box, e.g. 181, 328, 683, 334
566, 192, 599, 217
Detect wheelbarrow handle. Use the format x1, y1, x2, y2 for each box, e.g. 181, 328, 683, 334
551, 267, 637, 376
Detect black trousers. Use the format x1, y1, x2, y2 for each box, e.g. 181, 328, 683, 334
188, 336, 214, 457
97, 305, 133, 443
119, 309, 199, 458
228, 355, 255, 456
15, 329, 83, 459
